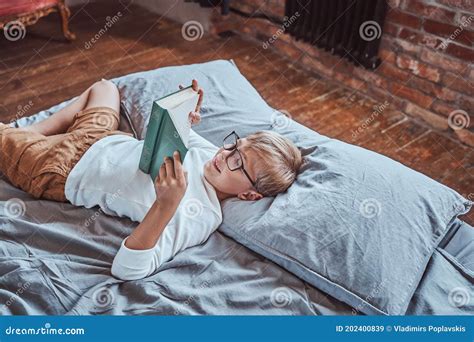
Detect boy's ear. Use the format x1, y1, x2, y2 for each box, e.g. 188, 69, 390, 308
237, 190, 263, 201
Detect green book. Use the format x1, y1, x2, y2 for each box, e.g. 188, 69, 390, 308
139, 85, 199, 180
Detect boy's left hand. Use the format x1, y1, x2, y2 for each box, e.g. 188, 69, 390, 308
179, 79, 203, 126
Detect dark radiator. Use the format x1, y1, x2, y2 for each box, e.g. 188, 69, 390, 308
285, 0, 388, 69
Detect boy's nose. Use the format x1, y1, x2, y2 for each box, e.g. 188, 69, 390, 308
220, 149, 233, 159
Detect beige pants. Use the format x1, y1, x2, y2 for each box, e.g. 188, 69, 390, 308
0, 106, 132, 202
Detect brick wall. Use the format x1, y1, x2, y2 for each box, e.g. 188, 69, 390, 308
209, 0, 473, 146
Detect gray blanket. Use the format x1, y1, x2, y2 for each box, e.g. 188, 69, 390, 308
0, 179, 353, 315
1, 174, 472, 315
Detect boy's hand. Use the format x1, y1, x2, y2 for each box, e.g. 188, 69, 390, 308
124, 151, 188, 253
179, 79, 203, 126
154, 151, 188, 211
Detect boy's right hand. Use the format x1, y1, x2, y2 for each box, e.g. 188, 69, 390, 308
179, 79, 203, 126
154, 151, 188, 211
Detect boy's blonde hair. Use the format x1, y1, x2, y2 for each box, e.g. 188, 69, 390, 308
246, 130, 303, 197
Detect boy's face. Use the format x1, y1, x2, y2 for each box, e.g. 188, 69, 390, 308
204, 137, 263, 201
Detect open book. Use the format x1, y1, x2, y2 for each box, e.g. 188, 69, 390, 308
139, 85, 199, 180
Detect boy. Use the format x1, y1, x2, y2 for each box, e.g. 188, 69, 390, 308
0, 79, 303, 280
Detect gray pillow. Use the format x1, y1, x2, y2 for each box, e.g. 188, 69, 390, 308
112, 59, 273, 144
219, 127, 471, 315
109, 59, 471, 315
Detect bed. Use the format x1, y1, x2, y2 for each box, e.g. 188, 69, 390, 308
1, 59, 472, 315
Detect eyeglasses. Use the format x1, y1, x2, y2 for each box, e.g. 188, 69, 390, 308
222, 131, 257, 189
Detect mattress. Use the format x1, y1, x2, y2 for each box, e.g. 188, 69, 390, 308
1, 60, 472, 315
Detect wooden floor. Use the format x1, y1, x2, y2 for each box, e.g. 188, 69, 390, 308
0, 1, 472, 224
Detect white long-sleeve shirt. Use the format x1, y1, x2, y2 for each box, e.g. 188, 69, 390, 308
64, 129, 222, 280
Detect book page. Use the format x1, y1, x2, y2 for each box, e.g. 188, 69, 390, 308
157, 86, 195, 109
168, 92, 199, 147
155, 86, 198, 148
